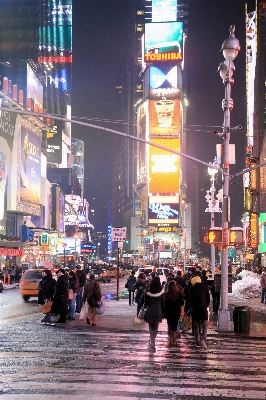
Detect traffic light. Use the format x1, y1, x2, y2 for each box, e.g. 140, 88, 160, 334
229, 228, 244, 245
208, 228, 223, 244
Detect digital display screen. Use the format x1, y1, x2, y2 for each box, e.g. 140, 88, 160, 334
144, 21, 183, 64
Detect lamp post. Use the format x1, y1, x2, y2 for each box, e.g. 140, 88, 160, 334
216, 24, 240, 331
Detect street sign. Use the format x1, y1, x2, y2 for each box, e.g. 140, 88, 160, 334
111, 227, 127, 242
118, 241, 123, 249
228, 247, 235, 258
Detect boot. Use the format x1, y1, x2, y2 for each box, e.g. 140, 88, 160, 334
168, 327, 173, 347
149, 339, 156, 352
172, 331, 178, 347
169, 331, 174, 347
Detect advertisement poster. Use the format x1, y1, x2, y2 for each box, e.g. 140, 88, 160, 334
20, 126, 41, 210
149, 65, 181, 99
148, 197, 179, 224
149, 98, 180, 136
144, 21, 183, 64
148, 137, 180, 194
0, 107, 17, 232
152, 0, 177, 22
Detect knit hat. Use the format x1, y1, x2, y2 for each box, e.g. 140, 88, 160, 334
191, 276, 201, 285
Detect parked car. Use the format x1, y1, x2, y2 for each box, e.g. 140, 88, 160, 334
19, 268, 43, 301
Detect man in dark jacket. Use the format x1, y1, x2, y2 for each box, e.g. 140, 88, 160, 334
83, 274, 102, 326
41, 269, 56, 323
75, 265, 86, 313
51, 268, 69, 323
189, 276, 210, 350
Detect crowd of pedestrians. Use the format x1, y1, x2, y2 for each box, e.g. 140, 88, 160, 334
126, 265, 211, 352
38, 265, 102, 325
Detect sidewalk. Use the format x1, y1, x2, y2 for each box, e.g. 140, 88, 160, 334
63, 295, 266, 339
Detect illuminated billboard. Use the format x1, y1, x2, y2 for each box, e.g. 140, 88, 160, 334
57, 237, 80, 254
150, 66, 181, 99
148, 137, 180, 194
27, 63, 44, 108
144, 21, 183, 64
152, 0, 177, 22
0, 107, 17, 232
149, 98, 180, 135
46, 121, 63, 164
136, 102, 148, 185
246, 11, 256, 148
149, 196, 179, 224
19, 126, 41, 212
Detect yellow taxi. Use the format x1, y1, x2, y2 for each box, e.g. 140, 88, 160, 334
19, 268, 43, 301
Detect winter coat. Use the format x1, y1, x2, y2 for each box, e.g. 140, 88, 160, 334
126, 275, 136, 291
51, 275, 69, 315
41, 273, 56, 301
174, 275, 186, 288
144, 288, 165, 324
69, 276, 79, 293
82, 280, 102, 303
189, 282, 210, 321
261, 274, 266, 289
134, 278, 148, 305
165, 293, 184, 324
76, 269, 86, 287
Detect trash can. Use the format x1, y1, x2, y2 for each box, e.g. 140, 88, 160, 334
233, 306, 251, 333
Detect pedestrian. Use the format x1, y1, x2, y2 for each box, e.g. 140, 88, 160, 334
144, 276, 165, 352
68, 270, 79, 320
134, 272, 148, 317
210, 275, 220, 314
126, 270, 136, 306
40, 270, 56, 323
260, 271, 266, 304
150, 267, 158, 280
165, 280, 184, 347
50, 268, 69, 323
82, 274, 102, 326
174, 270, 186, 288
189, 276, 210, 350
75, 265, 87, 313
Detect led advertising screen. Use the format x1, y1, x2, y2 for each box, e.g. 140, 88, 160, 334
149, 98, 180, 135
19, 126, 41, 211
148, 138, 180, 194
27, 63, 44, 107
152, 0, 177, 22
149, 196, 179, 224
57, 237, 80, 254
46, 121, 63, 164
150, 66, 181, 99
144, 21, 183, 64
0, 106, 17, 232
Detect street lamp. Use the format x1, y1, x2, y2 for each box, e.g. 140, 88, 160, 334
216, 24, 240, 331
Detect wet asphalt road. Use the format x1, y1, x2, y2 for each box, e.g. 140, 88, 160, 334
1, 287, 266, 399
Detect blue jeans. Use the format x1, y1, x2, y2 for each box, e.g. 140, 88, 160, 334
76, 287, 84, 312
68, 293, 77, 319
261, 287, 266, 303
194, 320, 208, 344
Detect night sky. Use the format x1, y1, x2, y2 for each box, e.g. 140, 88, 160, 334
72, 0, 256, 230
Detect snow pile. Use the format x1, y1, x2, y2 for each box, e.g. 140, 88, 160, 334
229, 270, 261, 299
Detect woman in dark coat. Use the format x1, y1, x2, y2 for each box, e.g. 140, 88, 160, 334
68, 271, 79, 320
144, 276, 165, 352
51, 268, 69, 323
165, 280, 184, 347
189, 276, 210, 350
126, 270, 136, 306
134, 272, 148, 317
41, 269, 56, 323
